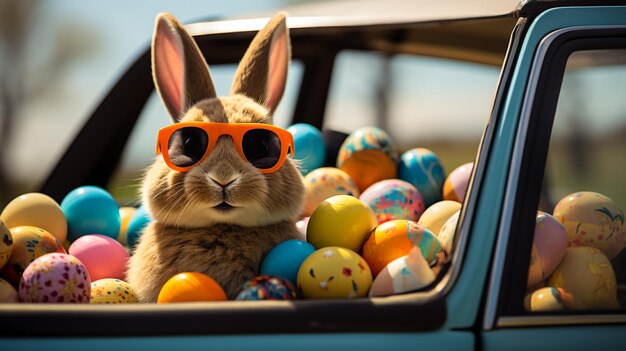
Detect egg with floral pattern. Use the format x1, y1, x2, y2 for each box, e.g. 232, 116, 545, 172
297, 247, 372, 299
360, 179, 426, 224
302, 167, 360, 217
236, 275, 298, 300
547, 246, 618, 310
553, 191, 625, 259
0, 226, 66, 286
90, 278, 137, 304
19, 253, 90, 303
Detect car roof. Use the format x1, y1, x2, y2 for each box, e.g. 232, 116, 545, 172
186, 0, 524, 66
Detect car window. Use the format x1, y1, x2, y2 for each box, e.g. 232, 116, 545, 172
108, 61, 303, 204
325, 50, 499, 170
526, 49, 626, 312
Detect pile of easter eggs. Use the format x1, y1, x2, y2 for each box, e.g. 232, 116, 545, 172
0, 187, 148, 304
525, 191, 625, 311
3, 123, 622, 308
261, 124, 476, 299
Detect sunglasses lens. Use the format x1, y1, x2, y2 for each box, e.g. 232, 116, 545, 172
167, 127, 208, 168
242, 129, 282, 169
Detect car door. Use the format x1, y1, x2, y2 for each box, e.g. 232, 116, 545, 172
481, 5, 626, 350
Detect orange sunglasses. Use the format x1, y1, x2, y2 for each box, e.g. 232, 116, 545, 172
156, 121, 295, 173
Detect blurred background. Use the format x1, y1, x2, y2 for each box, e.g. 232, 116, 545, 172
0, 0, 623, 210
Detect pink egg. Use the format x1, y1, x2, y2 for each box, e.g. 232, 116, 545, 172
527, 211, 568, 288
442, 162, 473, 202
360, 179, 425, 224
69, 234, 129, 281
19, 253, 90, 303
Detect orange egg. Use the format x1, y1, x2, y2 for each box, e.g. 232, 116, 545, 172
340, 150, 397, 192
442, 163, 473, 203
157, 272, 227, 303
362, 220, 441, 277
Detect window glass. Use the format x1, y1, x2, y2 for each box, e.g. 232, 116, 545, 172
325, 50, 499, 181
108, 61, 303, 204
527, 49, 626, 312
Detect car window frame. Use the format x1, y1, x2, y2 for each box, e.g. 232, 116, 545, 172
487, 26, 626, 329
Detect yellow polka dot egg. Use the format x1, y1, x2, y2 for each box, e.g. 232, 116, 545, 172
297, 247, 372, 299
90, 278, 138, 304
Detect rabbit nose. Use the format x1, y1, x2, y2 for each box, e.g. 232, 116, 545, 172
208, 175, 237, 189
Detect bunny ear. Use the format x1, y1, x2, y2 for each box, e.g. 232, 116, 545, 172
231, 12, 290, 114
152, 13, 217, 121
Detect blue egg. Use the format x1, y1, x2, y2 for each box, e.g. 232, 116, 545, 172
287, 123, 326, 175
127, 205, 152, 248
399, 148, 446, 207
60, 186, 120, 242
260, 240, 316, 286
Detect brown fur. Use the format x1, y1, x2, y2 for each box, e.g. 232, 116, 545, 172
126, 13, 304, 302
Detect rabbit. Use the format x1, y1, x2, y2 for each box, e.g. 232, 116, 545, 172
126, 12, 305, 302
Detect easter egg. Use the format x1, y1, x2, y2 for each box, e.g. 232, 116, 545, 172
295, 217, 309, 240
418, 200, 462, 236
547, 246, 618, 309
287, 123, 326, 175
90, 278, 138, 304
307, 195, 377, 252
127, 205, 151, 248
438, 210, 461, 255
0, 277, 19, 303
524, 287, 574, 312
0, 220, 13, 269
61, 186, 121, 242
442, 162, 473, 203
369, 247, 436, 297
398, 148, 446, 207
359, 179, 425, 224
19, 253, 90, 303
302, 167, 360, 217
337, 127, 396, 167
260, 240, 316, 286
553, 191, 625, 259
1, 193, 67, 243
117, 207, 137, 246
362, 220, 441, 277
0, 226, 66, 286
235, 275, 298, 300
337, 127, 398, 192
297, 247, 372, 299
69, 234, 129, 281
527, 211, 568, 287
339, 150, 397, 193
157, 272, 227, 303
